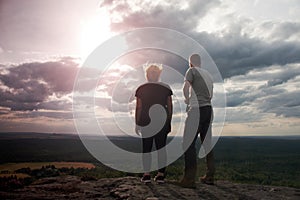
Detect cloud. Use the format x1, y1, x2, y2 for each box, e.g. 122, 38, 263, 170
225, 63, 300, 118
37, 100, 73, 111
1, 57, 78, 91
100, 0, 300, 122
225, 106, 266, 123
0, 117, 76, 133
260, 21, 300, 42
1, 0, 299, 134
191, 31, 300, 78
100, 0, 300, 78
0, 56, 105, 112
0, 57, 79, 111
100, 0, 220, 32
112, 49, 189, 80
15, 111, 74, 120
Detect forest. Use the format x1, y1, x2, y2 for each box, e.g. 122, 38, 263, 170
0, 133, 299, 190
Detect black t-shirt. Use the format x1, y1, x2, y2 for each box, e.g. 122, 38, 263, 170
135, 82, 173, 130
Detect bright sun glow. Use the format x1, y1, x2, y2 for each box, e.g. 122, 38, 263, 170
80, 10, 114, 61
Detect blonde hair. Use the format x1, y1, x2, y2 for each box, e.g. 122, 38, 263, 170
144, 63, 162, 82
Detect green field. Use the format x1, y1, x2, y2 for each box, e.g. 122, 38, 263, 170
0, 162, 95, 171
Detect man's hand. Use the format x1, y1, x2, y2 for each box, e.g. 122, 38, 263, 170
184, 98, 189, 105
135, 125, 141, 136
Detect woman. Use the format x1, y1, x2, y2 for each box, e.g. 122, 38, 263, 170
135, 64, 173, 183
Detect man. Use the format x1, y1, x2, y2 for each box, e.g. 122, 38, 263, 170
180, 54, 215, 188
135, 64, 173, 184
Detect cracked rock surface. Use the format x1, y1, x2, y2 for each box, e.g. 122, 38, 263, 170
1, 176, 299, 200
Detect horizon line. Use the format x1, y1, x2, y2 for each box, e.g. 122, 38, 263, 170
0, 131, 299, 138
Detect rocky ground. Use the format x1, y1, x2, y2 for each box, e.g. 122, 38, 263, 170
0, 176, 299, 200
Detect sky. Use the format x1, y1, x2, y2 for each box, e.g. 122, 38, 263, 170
0, 0, 300, 136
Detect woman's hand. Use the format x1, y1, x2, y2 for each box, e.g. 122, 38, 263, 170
135, 125, 141, 136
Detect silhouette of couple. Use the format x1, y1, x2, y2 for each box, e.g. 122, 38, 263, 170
135, 54, 215, 188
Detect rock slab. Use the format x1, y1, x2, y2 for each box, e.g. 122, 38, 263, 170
0, 176, 299, 200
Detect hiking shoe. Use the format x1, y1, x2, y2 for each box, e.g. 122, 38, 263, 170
200, 175, 214, 185
154, 174, 165, 184
174, 178, 196, 188
141, 174, 151, 183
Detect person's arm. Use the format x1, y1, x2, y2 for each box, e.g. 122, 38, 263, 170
183, 80, 191, 104
167, 96, 173, 121
135, 97, 142, 135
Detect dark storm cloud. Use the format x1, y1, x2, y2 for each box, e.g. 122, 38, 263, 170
199, 33, 300, 78
0, 57, 79, 111
0, 57, 78, 92
0, 57, 103, 111
100, 0, 300, 78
